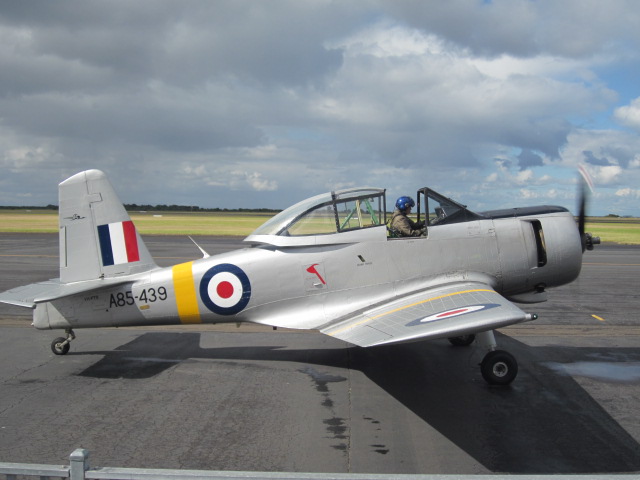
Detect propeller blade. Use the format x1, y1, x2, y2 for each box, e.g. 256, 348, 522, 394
577, 169, 601, 252
578, 177, 587, 252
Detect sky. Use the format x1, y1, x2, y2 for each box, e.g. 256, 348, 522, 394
1, 1, 640, 216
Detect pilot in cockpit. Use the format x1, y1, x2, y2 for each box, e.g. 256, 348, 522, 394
390, 196, 425, 237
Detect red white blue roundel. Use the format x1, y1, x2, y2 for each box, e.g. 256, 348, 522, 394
407, 304, 499, 326
200, 264, 251, 315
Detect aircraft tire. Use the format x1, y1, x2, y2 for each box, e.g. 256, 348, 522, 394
51, 337, 70, 356
448, 334, 475, 346
481, 350, 517, 385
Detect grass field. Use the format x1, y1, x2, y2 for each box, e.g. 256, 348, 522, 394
0, 209, 639, 244
578, 220, 640, 246
0, 210, 271, 236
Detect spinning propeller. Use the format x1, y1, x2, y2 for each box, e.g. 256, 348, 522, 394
577, 169, 601, 252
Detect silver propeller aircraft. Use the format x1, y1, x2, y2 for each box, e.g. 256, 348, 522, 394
0, 169, 600, 385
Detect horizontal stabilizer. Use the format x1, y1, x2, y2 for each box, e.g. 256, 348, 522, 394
0, 278, 134, 309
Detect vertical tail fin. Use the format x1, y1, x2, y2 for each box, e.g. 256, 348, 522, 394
58, 170, 157, 283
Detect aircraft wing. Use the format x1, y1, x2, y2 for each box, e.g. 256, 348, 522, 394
320, 282, 534, 347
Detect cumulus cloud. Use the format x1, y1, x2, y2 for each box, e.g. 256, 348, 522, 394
561, 129, 640, 171
615, 188, 640, 198
243, 172, 278, 192
316, 19, 612, 172
592, 165, 623, 184
614, 97, 640, 131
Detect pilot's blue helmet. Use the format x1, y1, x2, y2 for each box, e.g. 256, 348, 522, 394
395, 196, 415, 211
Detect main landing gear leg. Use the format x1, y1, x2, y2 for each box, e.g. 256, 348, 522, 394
51, 329, 75, 356
477, 330, 518, 385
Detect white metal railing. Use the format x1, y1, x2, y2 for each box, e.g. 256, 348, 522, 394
2, 449, 640, 480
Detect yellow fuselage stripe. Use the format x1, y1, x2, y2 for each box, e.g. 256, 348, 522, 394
172, 261, 202, 324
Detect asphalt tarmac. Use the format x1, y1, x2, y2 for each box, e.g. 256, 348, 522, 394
1, 233, 639, 475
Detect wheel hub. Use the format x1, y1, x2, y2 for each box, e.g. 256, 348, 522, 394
492, 361, 509, 378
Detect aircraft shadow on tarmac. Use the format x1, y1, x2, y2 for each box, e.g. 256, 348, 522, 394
76, 331, 640, 474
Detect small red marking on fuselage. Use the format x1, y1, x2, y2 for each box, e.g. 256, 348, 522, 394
306, 264, 326, 285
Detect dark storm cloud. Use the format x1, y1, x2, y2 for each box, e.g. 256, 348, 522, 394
0, 1, 350, 156
518, 149, 544, 170
0, 1, 348, 88
383, 0, 640, 59
1, 89, 264, 152
583, 150, 613, 167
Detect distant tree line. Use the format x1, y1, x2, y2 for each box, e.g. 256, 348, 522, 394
123, 204, 281, 213
0, 204, 281, 213
0, 205, 59, 210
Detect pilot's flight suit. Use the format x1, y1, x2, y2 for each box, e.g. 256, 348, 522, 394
390, 209, 425, 237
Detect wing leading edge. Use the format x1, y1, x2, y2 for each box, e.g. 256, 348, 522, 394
321, 282, 535, 347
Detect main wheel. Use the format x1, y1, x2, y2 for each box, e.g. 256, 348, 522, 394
51, 337, 70, 355
481, 350, 518, 385
448, 334, 475, 346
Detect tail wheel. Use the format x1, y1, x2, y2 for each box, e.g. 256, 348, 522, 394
481, 350, 518, 385
51, 337, 70, 355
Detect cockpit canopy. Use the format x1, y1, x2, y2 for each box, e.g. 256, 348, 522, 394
417, 187, 485, 226
245, 188, 387, 247
244, 185, 486, 247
